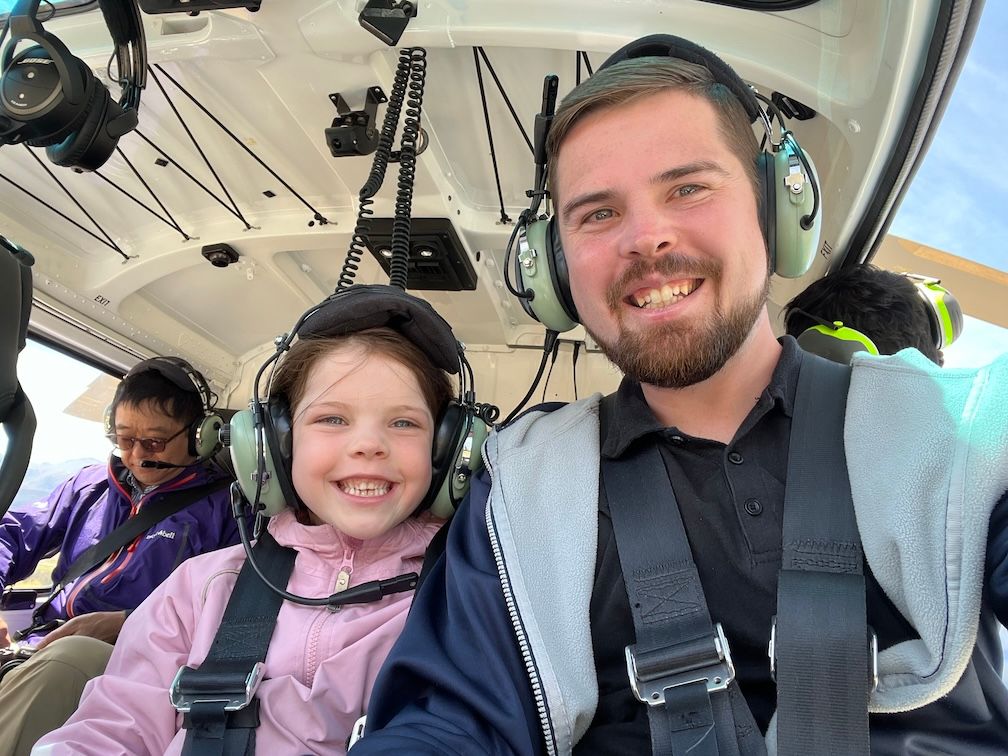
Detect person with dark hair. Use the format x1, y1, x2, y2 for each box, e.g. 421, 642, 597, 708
355, 35, 1008, 756
0, 357, 239, 756
783, 264, 945, 365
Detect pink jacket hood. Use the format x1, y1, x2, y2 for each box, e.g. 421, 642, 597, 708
35, 508, 443, 755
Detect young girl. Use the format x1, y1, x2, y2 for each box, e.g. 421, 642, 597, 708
34, 324, 453, 754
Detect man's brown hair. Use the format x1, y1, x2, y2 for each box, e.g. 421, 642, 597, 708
545, 57, 760, 208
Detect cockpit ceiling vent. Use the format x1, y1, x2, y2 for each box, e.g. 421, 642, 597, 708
365, 218, 477, 292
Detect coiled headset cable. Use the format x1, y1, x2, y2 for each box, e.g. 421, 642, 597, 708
336, 47, 427, 292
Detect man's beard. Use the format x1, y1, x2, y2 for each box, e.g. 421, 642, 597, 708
587, 254, 770, 389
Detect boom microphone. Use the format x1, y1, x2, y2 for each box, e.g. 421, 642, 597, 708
140, 460, 189, 469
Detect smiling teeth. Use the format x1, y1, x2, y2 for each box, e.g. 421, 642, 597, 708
340, 480, 391, 497
634, 280, 697, 308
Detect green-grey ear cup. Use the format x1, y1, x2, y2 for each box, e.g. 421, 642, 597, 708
773, 137, 821, 278
797, 322, 879, 364
191, 412, 224, 459
515, 218, 579, 333
428, 415, 488, 520
227, 406, 291, 517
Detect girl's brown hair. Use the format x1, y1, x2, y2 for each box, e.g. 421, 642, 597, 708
270, 327, 454, 421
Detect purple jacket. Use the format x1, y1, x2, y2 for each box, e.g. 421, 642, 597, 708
0, 457, 237, 628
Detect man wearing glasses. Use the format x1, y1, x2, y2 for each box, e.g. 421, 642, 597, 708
0, 358, 239, 756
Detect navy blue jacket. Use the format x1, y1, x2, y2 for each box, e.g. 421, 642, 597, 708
360, 468, 543, 753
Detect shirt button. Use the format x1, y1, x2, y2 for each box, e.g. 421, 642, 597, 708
728, 451, 744, 465
669, 434, 684, 444
744, 498, 763, 516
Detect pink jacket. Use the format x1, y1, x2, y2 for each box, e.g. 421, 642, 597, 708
34, 508, 442, 755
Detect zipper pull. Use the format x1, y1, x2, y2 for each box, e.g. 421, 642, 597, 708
330, 568, 352, 613
334, 569, 351, 592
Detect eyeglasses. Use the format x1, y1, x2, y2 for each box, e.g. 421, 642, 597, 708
107, 425, 187, 453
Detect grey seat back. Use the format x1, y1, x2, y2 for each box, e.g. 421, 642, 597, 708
0, 237, 36, 518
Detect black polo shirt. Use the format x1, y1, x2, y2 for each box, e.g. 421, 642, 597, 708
574, 336, 921, 754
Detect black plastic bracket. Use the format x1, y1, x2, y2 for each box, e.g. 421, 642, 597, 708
358, 0, 417, 47
772, 92, 816, 121
325, 87, 388, 158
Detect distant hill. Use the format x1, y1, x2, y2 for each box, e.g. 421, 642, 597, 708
10, 458, 104, 512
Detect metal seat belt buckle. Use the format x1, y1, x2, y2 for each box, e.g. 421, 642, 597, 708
625, 622, 736, 707
169, 662, 266, 713
768, 618, 879, 692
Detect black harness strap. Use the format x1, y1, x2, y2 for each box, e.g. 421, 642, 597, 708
15, 477, 231, 641
774, 354, 870, 755
175, 531, 297, 756
601, 396, 763, 756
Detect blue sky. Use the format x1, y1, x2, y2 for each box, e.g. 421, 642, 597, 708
890, 3, 1007, 274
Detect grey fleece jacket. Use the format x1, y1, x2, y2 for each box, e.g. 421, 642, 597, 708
483, 348, 1008, 754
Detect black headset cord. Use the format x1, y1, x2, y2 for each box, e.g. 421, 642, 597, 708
230, 483, 419, 608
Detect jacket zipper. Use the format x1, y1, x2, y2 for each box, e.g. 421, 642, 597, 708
66, 472, 199, 616
64, 497, 140, 617
303, 551, 354, 685
483, 456, 557, 756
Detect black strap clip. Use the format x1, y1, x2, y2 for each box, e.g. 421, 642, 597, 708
625, 622, 736, 707
170, 662, 266, 714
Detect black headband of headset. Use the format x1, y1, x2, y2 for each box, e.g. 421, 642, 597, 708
125, 356, 204, 399
599, 34, 762, 124
296, 285, 461, 376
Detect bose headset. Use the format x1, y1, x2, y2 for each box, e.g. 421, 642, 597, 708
510, 33, 823, 334
796, 273, 963, 364
228, 283, 496, 523
105, 355, 224, 461
0, 0, 146, 171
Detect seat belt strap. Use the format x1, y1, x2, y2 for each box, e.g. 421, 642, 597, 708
774, 353, 870, 756
176, 530, 296, 756
601, 397, 764, 756
16, 477, 232, 640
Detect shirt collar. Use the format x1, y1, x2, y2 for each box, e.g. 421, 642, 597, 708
602, 335, 804, 458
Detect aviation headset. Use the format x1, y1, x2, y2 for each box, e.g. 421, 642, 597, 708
512, 33, 822, 333
0, 0, 146, 171
795, 273, 962, 364
904, 273, 963, 352
228, 284, 493, 521
105, 356, 224, 459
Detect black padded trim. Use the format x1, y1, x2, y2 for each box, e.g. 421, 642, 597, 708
599, 34, 762, 124
297, 285, 461, 375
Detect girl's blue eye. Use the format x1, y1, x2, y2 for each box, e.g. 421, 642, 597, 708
392, 418, 419, 428
319, 416, 346, 425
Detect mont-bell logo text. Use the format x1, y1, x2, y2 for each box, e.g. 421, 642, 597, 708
146, 529, 176, 541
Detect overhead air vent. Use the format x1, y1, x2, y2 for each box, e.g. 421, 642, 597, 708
365, 218, 477, 292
